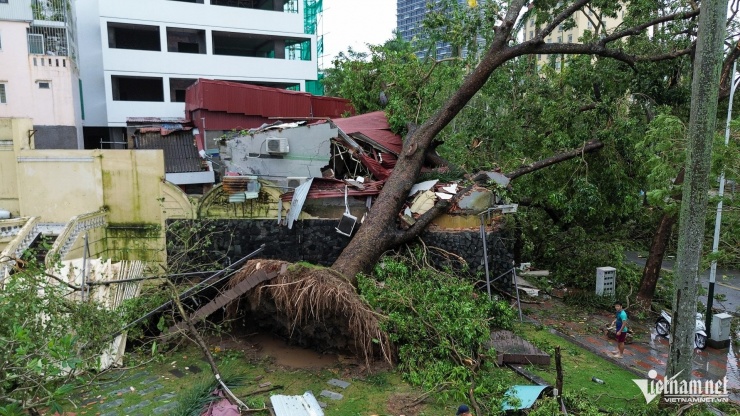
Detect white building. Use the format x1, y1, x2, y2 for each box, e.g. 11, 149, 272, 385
0, 0, 84, 149
75, 0, 320, 148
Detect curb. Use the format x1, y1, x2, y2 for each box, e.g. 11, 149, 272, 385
505, 363, 551, 387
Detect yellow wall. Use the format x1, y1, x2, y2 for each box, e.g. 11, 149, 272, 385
65, 226, 107, 260
16, 150, 104, 222
0, 117, 195, 267
0, 118, 32, 216
100, 150, 164, 225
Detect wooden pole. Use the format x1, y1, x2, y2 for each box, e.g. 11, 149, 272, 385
555, 346, 563, 398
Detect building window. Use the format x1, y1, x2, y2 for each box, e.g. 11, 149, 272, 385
169, 78, 197, 102
557, 36, 562, 43
111, 75, 164, 101
0, 32, 3, 50
0, 1, 8, 4
107, 22, 161, 51
529, 30, 533, 39
38, 81, 51, 89
167, 27, 206, 54
28, 33, 44, 54
568, 34, 573, 42
587, 21, 592, 29
0, 84, 6, 104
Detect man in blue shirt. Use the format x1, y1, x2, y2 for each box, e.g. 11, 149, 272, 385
611, 301, 628, 358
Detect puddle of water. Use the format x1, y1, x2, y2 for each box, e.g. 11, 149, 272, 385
249, 333, 342, 369
725, 341, 740, 388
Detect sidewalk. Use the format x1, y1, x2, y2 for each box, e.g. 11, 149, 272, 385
524, 299, 740, 403
561, 327, 740, 402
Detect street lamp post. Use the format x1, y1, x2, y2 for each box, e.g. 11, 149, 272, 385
706, 60, 738, 334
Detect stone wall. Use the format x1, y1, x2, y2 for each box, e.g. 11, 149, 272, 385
167, 219, 514, 285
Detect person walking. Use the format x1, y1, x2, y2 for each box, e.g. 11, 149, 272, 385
611, 301, 628, 358
456, 404, 473, 415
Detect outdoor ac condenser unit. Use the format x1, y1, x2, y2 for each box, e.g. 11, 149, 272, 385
266, 137, 289, 154
286, 177, 307, 189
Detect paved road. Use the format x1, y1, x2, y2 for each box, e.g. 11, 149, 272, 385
625, 251, 740, 315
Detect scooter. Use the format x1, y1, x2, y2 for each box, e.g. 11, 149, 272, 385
655, 310, 707, 350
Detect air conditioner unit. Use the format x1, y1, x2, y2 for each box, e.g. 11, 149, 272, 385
266, 137, 289, 154
286, 177, 307, 189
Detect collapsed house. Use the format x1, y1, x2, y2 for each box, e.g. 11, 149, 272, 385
216, 109, 505, 229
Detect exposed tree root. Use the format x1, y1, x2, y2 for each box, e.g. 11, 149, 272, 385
226, 259, 393, 367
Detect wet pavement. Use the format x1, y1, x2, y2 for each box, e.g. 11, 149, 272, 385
527, 298, 740, 403
625, 251, 740, 315
562, 325, 740, 403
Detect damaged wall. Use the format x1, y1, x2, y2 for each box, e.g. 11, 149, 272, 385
167, 219, 514, 282
218, 122, 335, 182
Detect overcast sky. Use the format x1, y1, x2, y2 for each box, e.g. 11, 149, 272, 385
319, 0, 397, 69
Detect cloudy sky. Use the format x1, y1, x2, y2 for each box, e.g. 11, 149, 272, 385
319, 0, 397, 69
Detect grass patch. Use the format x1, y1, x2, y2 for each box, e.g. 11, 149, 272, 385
65, 343, 534, 415
514, 322, 653, 412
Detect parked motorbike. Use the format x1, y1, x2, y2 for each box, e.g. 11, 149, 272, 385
655, 310, 707, 350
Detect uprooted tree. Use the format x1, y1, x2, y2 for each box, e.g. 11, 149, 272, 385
328, 0, 739, 284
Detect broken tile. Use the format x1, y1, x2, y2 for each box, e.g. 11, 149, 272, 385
320, 390, 343, 400
123, 399, 151, 413
327, 379, 351, 389
169, 368, 185, 378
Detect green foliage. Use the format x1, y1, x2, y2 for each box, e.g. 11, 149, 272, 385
323, 0, 740, 282
0, 262, 123, 411
172, 371, 248, 416
358, 255, 515, 410
166, 219, 233, 274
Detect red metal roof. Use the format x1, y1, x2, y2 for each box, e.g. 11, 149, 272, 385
185, 79, 353, 119
280, 178, 384, 202
332, 111, 402, 155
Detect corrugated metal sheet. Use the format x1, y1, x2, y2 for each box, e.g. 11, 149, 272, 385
313, 95, 354, 117
127, 117, 188, 123
190, 109, 277, 131
185, 79, 353, 119
333, 111, 403, 155
270, 392, 324, 416
135, 131, 202, 173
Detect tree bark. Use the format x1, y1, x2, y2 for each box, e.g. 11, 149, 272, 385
635, 169, 685, 312
635, 213, 677, 311
665, 0, 728, 393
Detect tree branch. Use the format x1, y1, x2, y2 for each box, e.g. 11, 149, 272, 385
521, 42, 638, 68
536, 0, 592, 41
504, 140, 604, 180
519, 5, 701, 70
600, 9, 701, 45
719, 40, 740, 100
636, 43, 695, 62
